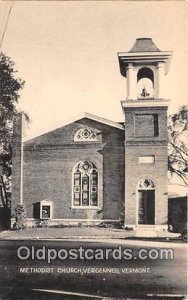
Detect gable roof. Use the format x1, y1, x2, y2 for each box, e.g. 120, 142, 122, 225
23, 112, 124, 142
129, 38, 160, 53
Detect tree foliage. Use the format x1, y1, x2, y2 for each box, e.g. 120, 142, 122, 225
168, 105, 188, 186
13, 204, 27, 230
0, 52, 25, 208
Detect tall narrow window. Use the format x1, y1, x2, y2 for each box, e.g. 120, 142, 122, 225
72, 161, 98, 207
154, 114, 159, 137
73, 172, 81, 206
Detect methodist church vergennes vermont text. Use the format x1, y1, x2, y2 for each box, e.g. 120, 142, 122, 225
11, 38, 172, 232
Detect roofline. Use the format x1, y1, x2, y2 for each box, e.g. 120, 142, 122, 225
117, 51, 172, 57
23, 112, 124, 142
117, 51, 173, 75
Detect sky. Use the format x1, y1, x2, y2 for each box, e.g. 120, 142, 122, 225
1, 0, 187, 138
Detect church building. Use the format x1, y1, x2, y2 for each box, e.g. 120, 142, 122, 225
11, 38, 172, 231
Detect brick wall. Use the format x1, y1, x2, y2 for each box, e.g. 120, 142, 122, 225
125, 144, 168, 225
23, 145, 103, 220
124, 106, 168, 226
21, 118, 125, 222
125, 107, 168, 143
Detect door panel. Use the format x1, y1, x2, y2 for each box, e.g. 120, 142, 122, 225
138, 190, 155, 225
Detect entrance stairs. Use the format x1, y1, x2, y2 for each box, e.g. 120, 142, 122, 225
133, 226, 178, 238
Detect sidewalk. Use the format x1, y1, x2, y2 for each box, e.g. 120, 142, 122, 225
0, 226, 181, 241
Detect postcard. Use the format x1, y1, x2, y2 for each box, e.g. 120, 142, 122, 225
0, 1, 187, 299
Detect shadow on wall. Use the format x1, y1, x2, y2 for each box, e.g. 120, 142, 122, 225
0, 207, 11, 230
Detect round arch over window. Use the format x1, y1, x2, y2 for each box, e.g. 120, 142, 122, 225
74, 128, 98, 142
137, 67, 154, 84
138, 178, 155, 190
72, 161, 98, 207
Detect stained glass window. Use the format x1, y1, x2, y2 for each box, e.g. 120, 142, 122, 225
72, 161, 98, 207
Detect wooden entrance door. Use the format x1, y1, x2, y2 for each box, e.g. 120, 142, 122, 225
138, 190, 155, 225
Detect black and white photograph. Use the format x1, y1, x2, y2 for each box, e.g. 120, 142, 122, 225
0, 0, 187, 299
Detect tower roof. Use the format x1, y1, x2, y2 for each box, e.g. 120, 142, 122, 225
118, 38, 172, 76
129, 38, 160, 53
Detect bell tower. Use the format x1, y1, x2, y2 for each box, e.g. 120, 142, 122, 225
118, 38, 172, 231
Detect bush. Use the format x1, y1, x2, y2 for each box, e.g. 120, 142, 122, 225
13, 204, 27, 230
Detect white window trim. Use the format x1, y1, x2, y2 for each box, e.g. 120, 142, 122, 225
71, 206, 100, 210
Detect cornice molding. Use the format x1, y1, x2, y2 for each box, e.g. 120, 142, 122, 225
121, 99, 170, 109
124, 140, 167, 146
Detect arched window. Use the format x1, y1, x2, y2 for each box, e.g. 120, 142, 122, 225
137, 67, 154, 99
74, 128, 98, 142
72, 161, 98, 207
138, 178, 155, 190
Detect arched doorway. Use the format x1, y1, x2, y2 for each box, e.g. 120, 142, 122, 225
137, 179, 155, 225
